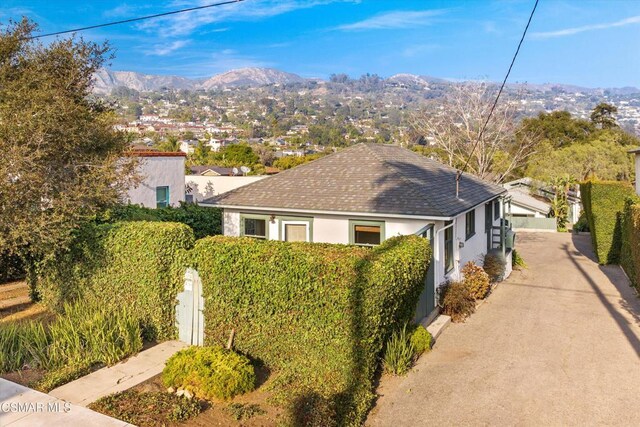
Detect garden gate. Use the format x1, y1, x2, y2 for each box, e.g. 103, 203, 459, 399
176, 268, 204, 346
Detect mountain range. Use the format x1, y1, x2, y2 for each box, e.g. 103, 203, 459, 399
92, 67, 640, 96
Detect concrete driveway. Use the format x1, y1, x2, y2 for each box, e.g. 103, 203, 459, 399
368, 232, 640, 426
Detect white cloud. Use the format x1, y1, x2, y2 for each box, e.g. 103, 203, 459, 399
147, 40, 189, 56
531, 15, 640, 39
335, 9, 447, 31
138, 0, 354, 38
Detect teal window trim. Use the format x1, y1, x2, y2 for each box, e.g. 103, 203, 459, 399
240, 213, 270, 239
349, 219, 385, 246
277, 216, 314, 242
156, 186, 169, 208
493, 199, 500, 221
465, 209, 476, 241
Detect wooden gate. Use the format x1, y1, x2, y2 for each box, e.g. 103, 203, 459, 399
176, 268, 204, 346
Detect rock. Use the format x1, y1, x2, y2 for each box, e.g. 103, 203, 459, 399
167, 387, 175, 393
176, 389, 185, 397
183, 390, 193, 399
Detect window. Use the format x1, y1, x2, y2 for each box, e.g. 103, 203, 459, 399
282, 221, 309, 242
493, 199, 500, 221
444, 220, 454, 274
156, 186, 169, 208
242, 216, 268, 239
465, 210, 476, 240
350, 220, 385, 246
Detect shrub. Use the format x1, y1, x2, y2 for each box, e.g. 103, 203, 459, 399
483, 250, 506, 282
32, 221, 195, 340
580, 180, 635, 264
439, 281, 475, 322
0, 251, 24, 284
620, 198, 640, 292
100, 202, 222, 239
185, 235, 430, 425
226, 403, 266, 421
573, 211, 590, 232
383, 325, 414, 376
31, 364, 93, 392
461, 261, 491, 299
162, 346, 256, 400
89, 390, 202, 426
409, 324, 432, 356
512, 250, 527, 269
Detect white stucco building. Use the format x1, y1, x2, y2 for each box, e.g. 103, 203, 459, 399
125, 151, 186, 208
202, 143, 514, 323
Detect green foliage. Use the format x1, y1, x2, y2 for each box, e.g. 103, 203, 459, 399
520, 110, 594, 148
0, 252, 25, 283
383, 325, 414, 376
590, 102, 618, 129
162, 346, 256, 401
1, 302, 141, 393
409, 324, 432, 356
483, 250, 507, 282
512, 250, 527, 270
185, 235, 430, 425
211, 144, 259, 166
439, 281, 476, 323
580, 181, 635, 264
226, 403, 266, 421
573, 211, 590, 232
89, 390, 202, 426
32, 221, 195, 340
0, 19, 135, 259
272, 153, 325, 170
619, 198, 640, 292
101, 202, 222, 239
461, 261, 491, 299
286, 391, 337, 427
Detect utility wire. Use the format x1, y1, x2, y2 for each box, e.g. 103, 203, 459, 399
457, 0, 539, 188
26, 0, 245, 40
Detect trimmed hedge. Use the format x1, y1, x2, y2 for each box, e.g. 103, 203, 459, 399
580, 181, 635, 264
620, 198, 640, 291
32, 221, 195, 340
100, 203, 222, 239
186, 235, 430, 425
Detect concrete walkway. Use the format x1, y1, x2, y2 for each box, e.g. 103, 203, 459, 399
0, 378, 130, 426
49, 340, 187, 407
368, 232, 640, 426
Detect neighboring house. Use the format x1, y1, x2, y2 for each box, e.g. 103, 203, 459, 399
189, 165, 235, 176
202, 143, 513, 322
629, 147, 640, 195
504, 177, 581, 225
125, 150, 186, 208
186, 175, 268, 202
179, 140, 198, 155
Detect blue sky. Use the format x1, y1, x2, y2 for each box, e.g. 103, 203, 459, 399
2, 0, 640, 87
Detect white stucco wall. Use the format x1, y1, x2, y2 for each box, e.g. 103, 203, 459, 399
126, 156, 185, 208
186, 175, 268, 201
509, 203, 547, 218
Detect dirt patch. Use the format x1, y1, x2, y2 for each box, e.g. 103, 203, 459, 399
117, 367, 283, 427
0, 281, 53, 323
1, 368, 45, 387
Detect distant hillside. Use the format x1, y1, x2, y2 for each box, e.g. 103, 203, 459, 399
93, 67, 305, 94
92, 67, 640, 96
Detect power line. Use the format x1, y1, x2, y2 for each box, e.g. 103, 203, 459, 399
26, 0, 245, 40
456, 0, 539, 192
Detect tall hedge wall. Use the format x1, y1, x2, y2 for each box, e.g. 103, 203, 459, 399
580, 180, 635, 264
620, 198, 640, 291
186, 235, 431, 425
33, 221, 195, 340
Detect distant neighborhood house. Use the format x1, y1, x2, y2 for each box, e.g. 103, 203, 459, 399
125, 150, 186, 208
202, 143, 513, 321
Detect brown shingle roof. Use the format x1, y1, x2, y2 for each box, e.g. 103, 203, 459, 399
205, 143, 506, 218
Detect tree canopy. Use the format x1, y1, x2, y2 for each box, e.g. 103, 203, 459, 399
0, 19, 135, 258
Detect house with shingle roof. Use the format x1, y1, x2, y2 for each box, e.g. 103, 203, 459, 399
202, 143, 512, 321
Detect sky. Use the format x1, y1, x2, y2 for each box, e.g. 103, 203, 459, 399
2, 0, 640, 88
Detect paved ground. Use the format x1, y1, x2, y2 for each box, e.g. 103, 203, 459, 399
0, 379, 130, 426
368, 232, 640, 426
49, 340, 187, 407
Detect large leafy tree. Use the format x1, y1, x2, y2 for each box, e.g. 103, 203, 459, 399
0, 19, 135, 259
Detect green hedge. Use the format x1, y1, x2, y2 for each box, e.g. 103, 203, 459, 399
0, 251, 24, 284
100, 203, 222, 239
186, 235, 430, 425
620, 198, 640, 291
33, 222, 195, 340
580, 180, 635, 264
